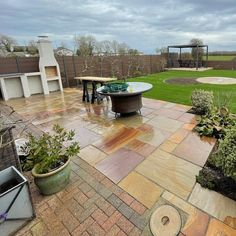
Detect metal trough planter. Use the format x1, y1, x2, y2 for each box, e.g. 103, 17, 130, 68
0, 166, 35, 236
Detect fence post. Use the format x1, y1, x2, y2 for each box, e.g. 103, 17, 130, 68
72, 55, 79, 86
15, 57, 20, 73
100, 56, 103, 77
62, 56, 69, 87
121, 56, 124, 79
150, 55, 152, 74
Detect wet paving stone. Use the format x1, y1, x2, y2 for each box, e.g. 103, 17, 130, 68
96, 148, 144, 183
173, 132, 216, 166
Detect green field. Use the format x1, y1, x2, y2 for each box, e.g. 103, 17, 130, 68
203, 55, 236, 61
129, 70, 236, 113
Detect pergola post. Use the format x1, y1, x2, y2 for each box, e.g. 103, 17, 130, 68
167, 46, 170, 68
206, 46, 209, 67
196, 45, 199, 70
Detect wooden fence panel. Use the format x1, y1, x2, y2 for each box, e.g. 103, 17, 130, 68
0, 57, 19, 74
0, 55, 165, 88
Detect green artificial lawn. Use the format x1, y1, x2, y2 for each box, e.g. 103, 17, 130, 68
129, 69, 236, 113
203, 55, 236, 61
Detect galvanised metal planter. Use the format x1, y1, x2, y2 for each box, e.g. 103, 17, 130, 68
0, 166, 35, 236
32, 157, 71, 195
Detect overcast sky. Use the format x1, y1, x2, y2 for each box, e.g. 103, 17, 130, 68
1, 0, 236, 53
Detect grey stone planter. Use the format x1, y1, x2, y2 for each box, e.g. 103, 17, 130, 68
0, 166, 35, 236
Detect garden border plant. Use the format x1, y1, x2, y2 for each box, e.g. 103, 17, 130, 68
192, 90, 236, 200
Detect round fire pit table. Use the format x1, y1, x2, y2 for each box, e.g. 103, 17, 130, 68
97, 82, 152, 115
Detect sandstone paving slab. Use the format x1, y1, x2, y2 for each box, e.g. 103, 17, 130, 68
96, 148, 144, 183
154, 108, 184, 119
173, 132, 216, 167
159, 140, 178, 153
206, 218, 236, 236
162, 191, 210, 236
189, 183, 236, 224
142, 98, 165, 110
178, 113, 197, 124
140, 107, 155, 117
137, 123, 154, 133
168, 128, 190, 144
147, 115, 184, 133
136, 149, 201, 199
73, 127, 101, 148
93, 126, 141, 154
172, 104, 191, 112
137, 127, 171, 147
78, 145, 108, 166
224, 217, 236, 230
182, 123, 196, 131
125, 139, 157, 157
114, 115, 149, 128
163, 102, 176, 109
118, 171, 163, 208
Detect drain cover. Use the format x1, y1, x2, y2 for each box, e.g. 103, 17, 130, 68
150, 205, 182, 236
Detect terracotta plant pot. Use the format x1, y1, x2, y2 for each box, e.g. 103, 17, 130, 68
32, 158, 71, 195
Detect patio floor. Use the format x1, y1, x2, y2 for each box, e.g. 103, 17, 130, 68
3, 88, 236, 236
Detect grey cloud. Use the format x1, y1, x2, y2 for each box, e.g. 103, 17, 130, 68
0, 0, 235, 52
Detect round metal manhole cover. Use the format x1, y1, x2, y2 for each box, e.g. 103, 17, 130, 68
150, 205, 182, 236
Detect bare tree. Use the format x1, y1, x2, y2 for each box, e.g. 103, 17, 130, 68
74, 35, 96, 56
126, 49, 144, 78
0, 34, 17, 57
190, 38, 204, 61
0, 34, 17, 52
111, 40, 120, 55
156, 47, 168, 54
117, 42, 129, 55
27, 40, 38, 55
73, 35, 97, 74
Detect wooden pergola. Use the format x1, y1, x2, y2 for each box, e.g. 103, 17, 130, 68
167, 44, 209, 70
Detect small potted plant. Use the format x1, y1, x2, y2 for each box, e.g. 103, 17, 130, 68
28, 124, 80, 195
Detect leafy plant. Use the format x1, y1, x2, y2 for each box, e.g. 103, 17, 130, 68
196, 169, 217, 189
191, 89, 214, 115
194, 106, 236, 139
24, 124, 80, 174
208, 127, 236, 181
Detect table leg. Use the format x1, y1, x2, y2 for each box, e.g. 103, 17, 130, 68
91, 82, 96, 103
82, 81, 86, 101
83, 81, 90, 102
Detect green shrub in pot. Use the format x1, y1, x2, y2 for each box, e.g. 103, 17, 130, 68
27, 124, 80, 195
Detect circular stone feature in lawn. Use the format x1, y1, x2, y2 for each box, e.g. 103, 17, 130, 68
165, 77, 199, 85
150, 205, 182, 236
197, 77, 236, 85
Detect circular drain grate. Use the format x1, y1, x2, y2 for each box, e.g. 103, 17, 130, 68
150, 205, 182, 236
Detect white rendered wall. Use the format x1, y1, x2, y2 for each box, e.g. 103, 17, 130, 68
48, 80, 60, 92
27, 75, 43, 95
4, 77, 24, 99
